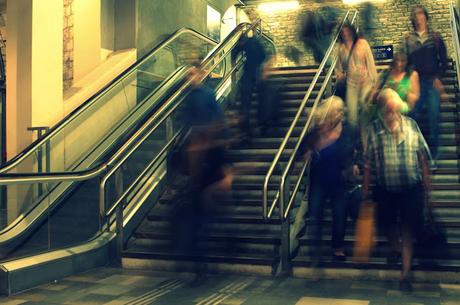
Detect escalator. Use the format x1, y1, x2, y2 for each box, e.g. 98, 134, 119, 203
0, 20, 275, 294
0, 27, 219, 260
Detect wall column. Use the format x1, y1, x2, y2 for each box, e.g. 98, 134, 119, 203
6, 0, 64, 160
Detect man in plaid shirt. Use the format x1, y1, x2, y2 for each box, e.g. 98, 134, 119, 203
362, 88, 431, 291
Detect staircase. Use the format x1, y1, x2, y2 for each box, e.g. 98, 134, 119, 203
122, 65, 319, 275
122, 60, 460, 277
292, 60, 460, 273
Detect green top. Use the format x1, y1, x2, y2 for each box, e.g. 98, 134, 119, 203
362, 70, 411, 126
384, 71, 411, 111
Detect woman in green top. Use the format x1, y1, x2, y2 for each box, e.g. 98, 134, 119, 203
380, 52, 420, 112
365, 52, 420, 122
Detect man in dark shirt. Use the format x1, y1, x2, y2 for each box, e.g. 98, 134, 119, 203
233, 34, 267, 139
402, 5, 448, 163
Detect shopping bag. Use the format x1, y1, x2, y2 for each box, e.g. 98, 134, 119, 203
353, 201, 376, 263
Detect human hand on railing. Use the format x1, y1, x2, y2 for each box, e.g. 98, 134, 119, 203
336, 71, 346, 82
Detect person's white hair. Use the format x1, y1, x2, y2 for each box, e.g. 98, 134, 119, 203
377, 88, 405, 108
313, 95, 345, 124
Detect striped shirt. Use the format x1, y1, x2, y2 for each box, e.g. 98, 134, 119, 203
366, 116, 431, 192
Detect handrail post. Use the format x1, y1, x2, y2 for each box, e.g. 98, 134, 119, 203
278, 171, 291, 276
27, 126, 49, 195
99, 176, 107, 232
115, 202, 123, 265
263, 10, 354, 220
114, 168, 124, 265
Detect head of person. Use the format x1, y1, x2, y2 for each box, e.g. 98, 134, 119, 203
187, 66, 205, 87
410, 5, 429, 31
390, 52, 409, 73
313, 95, 345, 131
339, 23, 358, 44
378, 88, 404, 124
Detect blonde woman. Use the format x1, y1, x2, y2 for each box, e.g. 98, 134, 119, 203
299, 96, 362, 262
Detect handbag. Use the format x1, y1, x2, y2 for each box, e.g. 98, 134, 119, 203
335, 79, 347, 100
353, 200, 376, 263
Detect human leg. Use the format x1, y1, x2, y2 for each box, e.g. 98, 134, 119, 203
346, 83, 359, 128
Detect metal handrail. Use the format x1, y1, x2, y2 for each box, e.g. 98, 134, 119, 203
281, 56, 339, 219
279, 11, 358, 220
0, 28, 218, 174
100, 21, 264, 214
105, 59, 245, 220
0, 67, 190, 184
263, 10, 356, 219
0, 22, 257, 183
0, 20, 266, 241
450, 1, 460, 89
104, 129, 182, 219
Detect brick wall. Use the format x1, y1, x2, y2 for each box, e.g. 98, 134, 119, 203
244, 0, 453, 67
63, 0, 74, 90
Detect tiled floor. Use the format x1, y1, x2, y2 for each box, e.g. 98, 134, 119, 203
1, 267, 460, 305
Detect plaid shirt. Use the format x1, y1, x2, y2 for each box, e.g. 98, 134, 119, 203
366, 116, 431, 192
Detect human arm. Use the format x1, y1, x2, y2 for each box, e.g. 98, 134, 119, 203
335, 45, 346, 81
407, 70, 420, 109
435, 32, 448, 79
418, 150, 431, 192
361, 39, 378, 85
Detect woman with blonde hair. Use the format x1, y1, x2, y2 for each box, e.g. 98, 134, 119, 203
298, 96, 362, 262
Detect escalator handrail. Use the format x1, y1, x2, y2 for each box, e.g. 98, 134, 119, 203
104, 57, 246, 219
450, 2, 460, 90
0, 28, 218, 174
263, 10, 356, 219
0, 20, 263, 184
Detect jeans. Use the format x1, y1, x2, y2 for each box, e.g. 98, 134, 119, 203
410, 77, 440, 159
308, 182, 348, 251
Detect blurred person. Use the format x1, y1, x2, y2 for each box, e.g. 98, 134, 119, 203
293, 96, 361, 262
336, 23, 378, 129
362, 88, 431, 291
364, 52, 420, 125
232, 33, 267, 140
173, 67, 233, 285
402, 4, 448, 163
361, 2, 378, 38
257, 56, 281, 135
300, 5, 340, 64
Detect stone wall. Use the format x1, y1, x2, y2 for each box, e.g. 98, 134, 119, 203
244, 0, 454, 67
63, 0, 74, 90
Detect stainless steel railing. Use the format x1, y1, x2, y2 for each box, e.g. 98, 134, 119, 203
0, 20, 275, 258
264, 10, 358, 274
263, 10, 357, 220
0, 28, 219, 174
